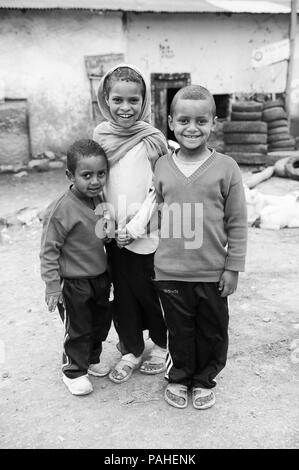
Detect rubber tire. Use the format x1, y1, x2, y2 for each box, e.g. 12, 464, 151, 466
268, 133, 292, 144
231, 111, 262, 121
263, 99, 284, 110
285, 156, 299, 180
262, 107, 287, 122
267, 119, 288, 130
268, 126, 289, 136
223, 121, 267, 133
224, 133, 267, 144
225, 143, 267, 154
231, 102, 263, 112
274, 157, 290, 177
269, 138, 295, 149
269, 147, 295, 152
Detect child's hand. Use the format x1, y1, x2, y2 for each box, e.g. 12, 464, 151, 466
46, 293, 64, 312
218, 270, 239, 297
116, 228, 134, 248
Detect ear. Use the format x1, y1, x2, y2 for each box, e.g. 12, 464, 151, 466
66, 169, 75, 183
168, 115, 174, 131
211, 115, 218, 132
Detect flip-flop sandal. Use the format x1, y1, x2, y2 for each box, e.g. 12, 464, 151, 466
192, 387, 216, 410
108, 355, 141, 384
139, 347, 167, 375
164, 384, 188, 409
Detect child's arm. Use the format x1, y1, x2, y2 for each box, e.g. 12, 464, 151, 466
40, 215, 66, 312
119, 170, 158, 243
222, 173, 248, 296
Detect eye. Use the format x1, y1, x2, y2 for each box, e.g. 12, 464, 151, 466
99, 171, 107, 177
178, 119, 188, 124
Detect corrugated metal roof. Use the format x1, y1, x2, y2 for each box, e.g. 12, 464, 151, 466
0, 0, 295, 13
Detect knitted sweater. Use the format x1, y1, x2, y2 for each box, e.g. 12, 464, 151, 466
154, 150, 247, 282
40, 189, 107, 295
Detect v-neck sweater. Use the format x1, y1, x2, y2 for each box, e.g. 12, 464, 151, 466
154, 150, 247, 282
40, 189, 107, 295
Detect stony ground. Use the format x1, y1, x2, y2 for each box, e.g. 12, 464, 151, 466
0, 168, 299, 450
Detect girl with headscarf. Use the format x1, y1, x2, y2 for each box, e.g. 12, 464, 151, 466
93, 64, 168, 384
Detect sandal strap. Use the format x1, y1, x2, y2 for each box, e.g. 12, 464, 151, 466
150, 346, 167, 360
167, 383, 188, 395
192, 387, 213, 398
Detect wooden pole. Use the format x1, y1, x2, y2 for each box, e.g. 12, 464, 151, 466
285, 0, 298, 121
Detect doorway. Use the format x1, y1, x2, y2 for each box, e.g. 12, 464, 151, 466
151, 73, 191, 141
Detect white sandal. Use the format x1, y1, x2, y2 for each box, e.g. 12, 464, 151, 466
139, 345, 167, 375
108, 353, 141, 384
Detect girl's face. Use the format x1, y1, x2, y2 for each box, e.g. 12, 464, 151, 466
105, 80, 143, 128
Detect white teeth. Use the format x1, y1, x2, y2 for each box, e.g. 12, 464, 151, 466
119, 114, 132, 118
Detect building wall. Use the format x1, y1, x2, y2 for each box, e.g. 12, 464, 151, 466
126, 12, 290, 95
0, 9, 298, 158
0, 10, 124, 156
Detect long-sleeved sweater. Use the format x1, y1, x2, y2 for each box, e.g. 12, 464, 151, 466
154, 150, 247, 282
40, 189, 107, 295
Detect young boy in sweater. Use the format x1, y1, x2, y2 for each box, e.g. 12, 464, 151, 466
40, 139, 112, 396
154, 85, 247, 409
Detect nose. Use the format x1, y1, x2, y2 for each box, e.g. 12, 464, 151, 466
90, 175, 100, 186
187, 121, 198, 132
120, 100, 130, 112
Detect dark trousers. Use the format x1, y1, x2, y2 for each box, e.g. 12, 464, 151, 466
106, 240, 167, 357
155, 281, 229, 388
57, 272, 111, 379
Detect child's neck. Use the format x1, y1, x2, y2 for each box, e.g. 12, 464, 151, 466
177, 146, 211, 162
70, 185, 96, 209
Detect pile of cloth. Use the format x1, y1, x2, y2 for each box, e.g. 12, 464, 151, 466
244, 185, 299, 229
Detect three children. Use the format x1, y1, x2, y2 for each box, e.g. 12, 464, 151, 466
40, 69, 247, 409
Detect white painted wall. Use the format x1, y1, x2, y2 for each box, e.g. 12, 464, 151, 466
127, 13, 290, 95
0, 10, 124, 155
0, 9, 298, 157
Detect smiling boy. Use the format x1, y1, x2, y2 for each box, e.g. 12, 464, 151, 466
40, 139, 112, 396
154, 85, 248, 409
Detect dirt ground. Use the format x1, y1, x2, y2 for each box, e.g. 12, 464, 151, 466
0, 167, 299, 450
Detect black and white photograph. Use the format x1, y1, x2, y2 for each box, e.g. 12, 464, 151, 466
0, 0, 299, 453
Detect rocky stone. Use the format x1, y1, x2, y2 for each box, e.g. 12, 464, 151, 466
0, 164, 14, 173
43, 150, 56, 160
49, 161, 64, 169
13, 171, 28, 178
28, 159, 50, 171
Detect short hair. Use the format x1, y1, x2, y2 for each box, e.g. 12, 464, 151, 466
103, 66, 145, 99
66, 139, 107, 175
170, 85, 216, 118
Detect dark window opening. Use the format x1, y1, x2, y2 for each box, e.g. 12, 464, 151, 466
213, 94, 230, 119
166, 87, 181, 141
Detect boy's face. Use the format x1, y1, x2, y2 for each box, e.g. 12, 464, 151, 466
67, 155, 107, 198
168, 99, 216, 155
105, 80, 143, 128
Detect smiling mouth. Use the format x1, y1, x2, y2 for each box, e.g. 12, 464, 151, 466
118, 114, 133, 119
184, 135, 201, 139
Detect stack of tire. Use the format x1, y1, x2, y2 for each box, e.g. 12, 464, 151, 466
223, 101, 268, 162
262, 99, 296, 152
